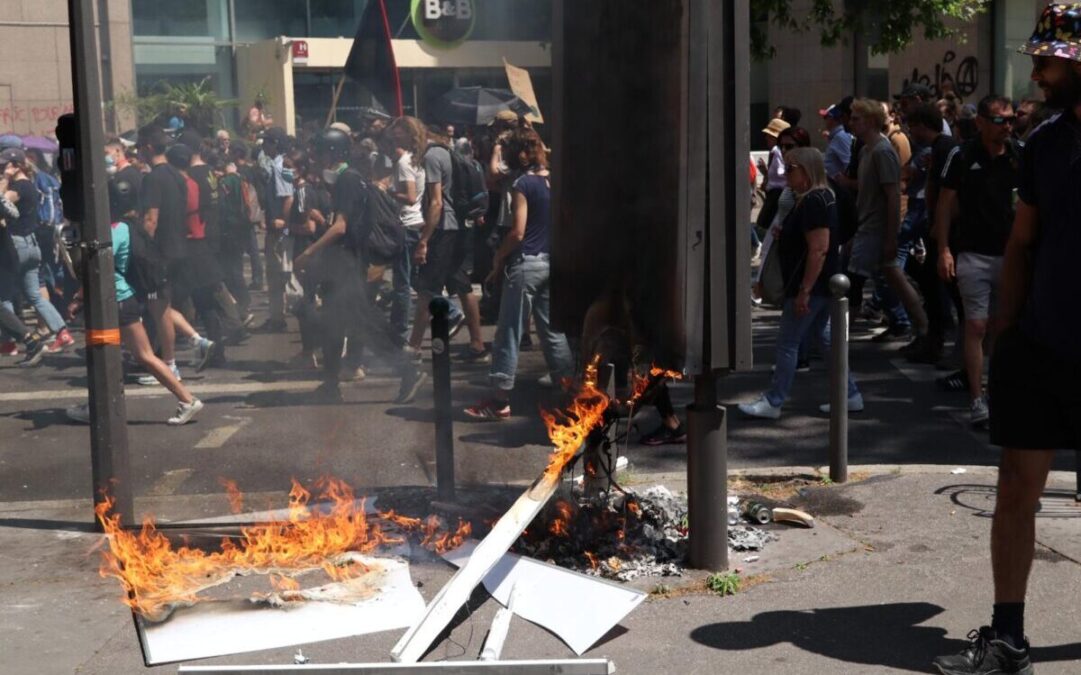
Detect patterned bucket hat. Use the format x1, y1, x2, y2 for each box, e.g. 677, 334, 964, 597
1019, 3, 1081, 62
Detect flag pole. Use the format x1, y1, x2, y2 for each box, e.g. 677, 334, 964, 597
325, 73, 347, 127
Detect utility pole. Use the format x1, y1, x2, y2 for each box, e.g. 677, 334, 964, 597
64, 0, 133, 529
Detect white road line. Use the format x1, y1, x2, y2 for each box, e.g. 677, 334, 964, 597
146, 468, 195, 497
194, 415, 252, 449
0, 378, 397, 403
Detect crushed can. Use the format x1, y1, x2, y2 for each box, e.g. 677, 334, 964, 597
742, 501, 773, 525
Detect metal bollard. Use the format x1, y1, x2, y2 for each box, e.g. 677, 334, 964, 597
429, 297, 455, 501
687, 373, 728, 571
829, 274, 850, 484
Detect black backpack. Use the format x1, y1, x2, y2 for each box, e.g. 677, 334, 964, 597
429, 144, 489, 222
125, 222, 167, 299
365, 187, 405, 265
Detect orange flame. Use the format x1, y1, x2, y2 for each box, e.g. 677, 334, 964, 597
583, 551, 599, 570
94, 477, 470, 620
540, 357, 609, 481
629, 364, 683, 404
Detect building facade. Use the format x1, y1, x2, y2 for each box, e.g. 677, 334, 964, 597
0, 0, 135, 137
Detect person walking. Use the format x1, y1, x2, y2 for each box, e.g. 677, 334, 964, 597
0, 148, 73, 351
738, 147, 860, 419
932, 5, 1081, 673
464, 129, 574, 420
933, 94, 1019, 428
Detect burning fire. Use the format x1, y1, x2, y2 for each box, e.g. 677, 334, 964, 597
630, 365, 684, 402
94, 477, 471, 621
540, 356, 610, 480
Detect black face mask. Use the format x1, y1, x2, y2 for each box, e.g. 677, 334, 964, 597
1044, 66, 1081, 110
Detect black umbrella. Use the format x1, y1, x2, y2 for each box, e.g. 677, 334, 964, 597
435, 87, 535, 126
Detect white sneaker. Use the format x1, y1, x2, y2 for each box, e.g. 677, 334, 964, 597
538, 373, 554, 387
340, 366, 366, 382
66, 403, 90, 424
138, 364, 181, 387
970, 397, 989, 427
738, 395, 781, 420
819, 393, 865, 414
168, 398, 203, 426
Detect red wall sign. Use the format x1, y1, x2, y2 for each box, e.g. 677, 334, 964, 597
292, 40, 309, 64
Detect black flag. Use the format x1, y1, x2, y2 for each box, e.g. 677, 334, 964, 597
344, 0, 403, 117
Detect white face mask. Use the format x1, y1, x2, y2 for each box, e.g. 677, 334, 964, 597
323, 164, 346, 185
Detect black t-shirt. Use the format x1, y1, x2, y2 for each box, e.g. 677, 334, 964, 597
1017, 110, 1081, 364
778, 188, 840, 298
109, 164, 143, 223
140, 162, 188, 261
334, 168, 371, 254
8, 178, 40, 237
940, 138, 1020, 256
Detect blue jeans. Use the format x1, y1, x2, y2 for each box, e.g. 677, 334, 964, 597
391, 227, 422, 340
766, 295, 859, 408
2, 234, 66, 334
873, 199, 926, 330
490, 255, 573, 392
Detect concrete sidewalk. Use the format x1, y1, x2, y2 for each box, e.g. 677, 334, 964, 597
2, 465, 1080, 674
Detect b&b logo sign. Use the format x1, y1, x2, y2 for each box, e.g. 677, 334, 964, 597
412, 0, 476, 49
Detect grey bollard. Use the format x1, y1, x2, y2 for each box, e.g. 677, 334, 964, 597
829, 274, 850, 484
687, 373, 728, 571
429, 297, 455, 501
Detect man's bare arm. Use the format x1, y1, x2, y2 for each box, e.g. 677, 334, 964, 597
994, 202, 1039, 332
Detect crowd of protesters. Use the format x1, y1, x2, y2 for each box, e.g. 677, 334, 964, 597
742, 80, 1049, 428
740, 6, 1081, 672
0, 97, 581, 427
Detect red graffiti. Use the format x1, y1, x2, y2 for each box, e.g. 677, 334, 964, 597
0, 101, 75, 136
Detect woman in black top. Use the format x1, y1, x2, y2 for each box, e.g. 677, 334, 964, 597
739, 147, 861, 419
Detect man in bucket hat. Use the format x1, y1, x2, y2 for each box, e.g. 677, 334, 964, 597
932, 5, 1081, 674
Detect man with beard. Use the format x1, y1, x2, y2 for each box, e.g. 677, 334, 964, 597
932, 5, 1081, 674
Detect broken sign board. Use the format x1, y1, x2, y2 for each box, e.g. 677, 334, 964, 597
443, 540, 646, 655
504, 59, 543, 123
133, 554, 423, 666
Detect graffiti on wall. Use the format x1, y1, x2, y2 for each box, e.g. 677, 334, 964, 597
902, 51, 979, 99
0, 101, 75, 136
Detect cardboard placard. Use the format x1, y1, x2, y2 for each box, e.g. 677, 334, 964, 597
504, 60, 544, 124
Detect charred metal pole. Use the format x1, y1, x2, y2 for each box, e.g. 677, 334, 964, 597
687, 373, 727, 570
829, 274, 850, 484
65, 0, 133, 529
429, 297, 455, 501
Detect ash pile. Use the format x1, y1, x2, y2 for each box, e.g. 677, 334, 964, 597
513, 485, 775, 582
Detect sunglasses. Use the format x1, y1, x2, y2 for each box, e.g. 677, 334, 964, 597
982, 114, 1016, 125
779, 143, 796, 151
784, 163, 801, 172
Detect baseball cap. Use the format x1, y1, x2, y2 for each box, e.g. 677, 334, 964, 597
893, 83, 934, 100
0, 147, 26, 166
819, 104, 843, 120
261, 126, 289, 146
0, 134, 23, 151
329, 122, 353, 135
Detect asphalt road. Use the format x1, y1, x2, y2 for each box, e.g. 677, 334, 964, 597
1, 289, 1071, 517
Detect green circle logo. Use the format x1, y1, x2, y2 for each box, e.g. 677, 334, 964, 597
411, 0, 476, 49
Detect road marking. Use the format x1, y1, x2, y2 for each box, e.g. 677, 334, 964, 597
147, 468, 194, 497
0, 378, 398, 403
194, 415, 252, 449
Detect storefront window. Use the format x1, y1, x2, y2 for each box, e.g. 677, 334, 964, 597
310, 0, 367, 37
234, 0, 308, 41
132, 0, 229, 39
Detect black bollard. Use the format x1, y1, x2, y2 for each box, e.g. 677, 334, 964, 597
687, 372, 728, 571
429, 297, 455, 501
829, 274, 850, 484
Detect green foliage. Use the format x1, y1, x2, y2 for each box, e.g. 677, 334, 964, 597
706, 571, 741, 597
750, 0, 988, 61
113, 77, 238, 133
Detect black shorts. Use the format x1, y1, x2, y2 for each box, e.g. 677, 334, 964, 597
414, 229, 473, 297
989, 325, 1081, 450
117, 297, 143, 327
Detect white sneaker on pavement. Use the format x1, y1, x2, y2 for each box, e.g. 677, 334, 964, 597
970, 397, 989, 427
819, 392, 865, 414
168, 398, 203, 425
738, 395, 781, 420
538, 373, 554, 387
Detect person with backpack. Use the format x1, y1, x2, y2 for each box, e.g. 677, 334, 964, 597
66, 218, 202, 426
386, 116, 428, 343
0, 147, 73, 352
293, 128, 426, 404
933, 95, 1020, 428
256, 127, 294, 333
218, 143, 255, 321
406, 125, 488, 363
235, 144, 266, 291
464, 128, 573, 420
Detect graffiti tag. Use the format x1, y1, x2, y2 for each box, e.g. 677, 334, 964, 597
903, 51, 979, 99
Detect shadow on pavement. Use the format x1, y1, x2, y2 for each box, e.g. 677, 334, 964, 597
0, 518, 96, 533
936, 484, 1081, 519
690, 602, 957, 672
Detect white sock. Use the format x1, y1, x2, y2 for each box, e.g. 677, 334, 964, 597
167, 359, 177, 369
190, 333, 203, 343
